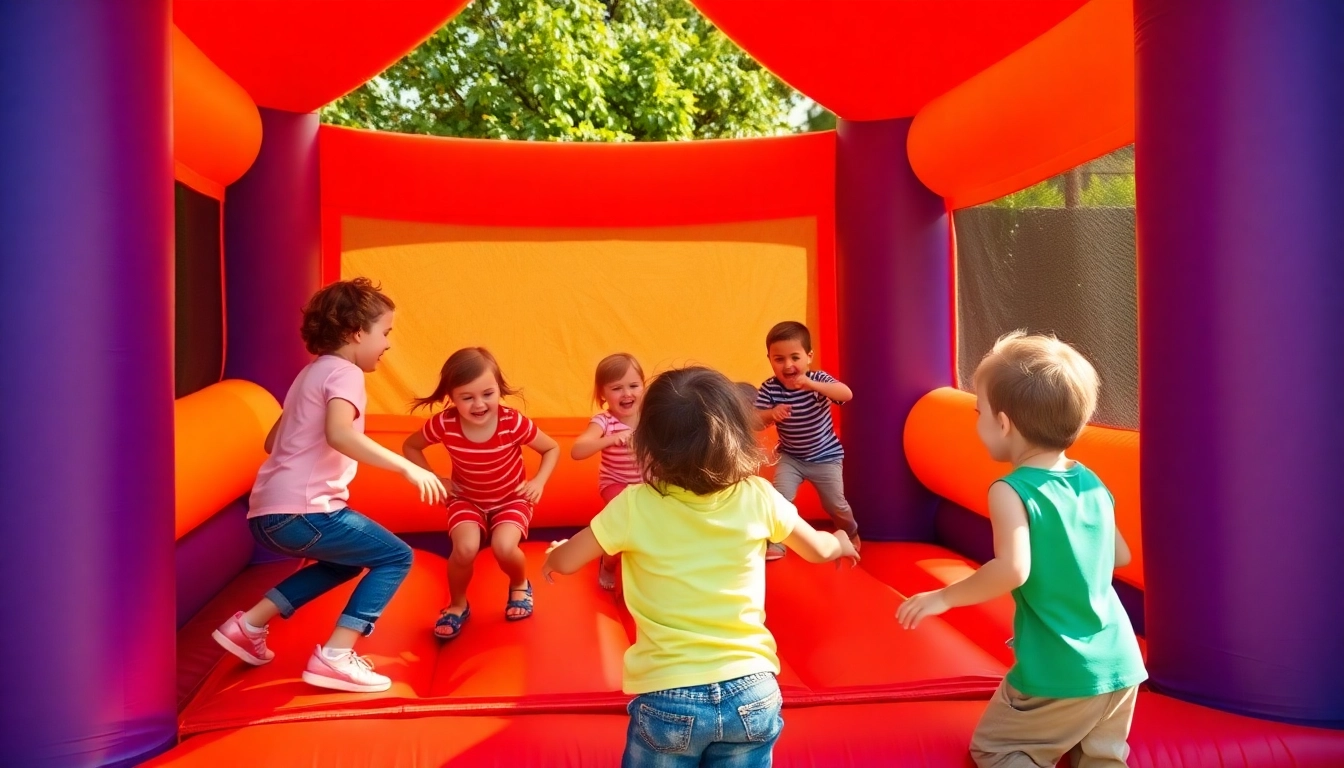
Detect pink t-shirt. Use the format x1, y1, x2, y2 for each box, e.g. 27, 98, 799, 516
592, 411, 642, 491
248, 355, 366, 518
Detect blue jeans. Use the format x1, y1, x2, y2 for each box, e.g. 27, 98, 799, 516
250, 508, 413, 636
622, 672, 784, 768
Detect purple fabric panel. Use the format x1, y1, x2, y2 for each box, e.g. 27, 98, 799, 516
223, 108, 322, 401
1136, 0, 1344, 727
0, 1, 176, 764
175, 499, 254, 628
933, 500, 1145, 635
835, 118, 951, 541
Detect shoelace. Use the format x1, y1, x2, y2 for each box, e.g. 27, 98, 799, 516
334, 650, 375, 673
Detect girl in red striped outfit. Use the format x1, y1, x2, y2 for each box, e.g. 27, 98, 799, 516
403, 347, 559, 639
570, 353, 646, 591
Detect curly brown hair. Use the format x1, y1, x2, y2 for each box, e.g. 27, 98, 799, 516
300, 278, 395, 356
634, 367, 765, 496
411, 347, 518, 412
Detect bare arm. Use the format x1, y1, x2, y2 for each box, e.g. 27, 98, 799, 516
542, 527, 606, 581
401, 429, 439, 474
264, 417, 280, 454
757, 404, 790, 427
898, 481, 1030, 629
1114, 528, 1132, 568
782, 518, 860, 564
571, 422, 621, 460
802, 376, 853, 403
326, 399, 446, 505
516, 430, 561, 503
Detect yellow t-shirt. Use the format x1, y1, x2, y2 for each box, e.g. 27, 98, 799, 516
590, 476, 800, 694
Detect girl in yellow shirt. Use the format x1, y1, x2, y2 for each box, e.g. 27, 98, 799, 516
544, 366, 858, 767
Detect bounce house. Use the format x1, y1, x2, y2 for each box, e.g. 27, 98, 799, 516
4, 0, 1344, 765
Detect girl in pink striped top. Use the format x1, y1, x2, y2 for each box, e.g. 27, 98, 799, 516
571, 353, 646, 590
404, 347, 559, 639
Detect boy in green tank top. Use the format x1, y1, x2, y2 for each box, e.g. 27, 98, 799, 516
897, 332, 1146, 768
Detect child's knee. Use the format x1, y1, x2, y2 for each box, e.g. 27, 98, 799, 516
490, 531, 522, 558
450, 536, 481, 564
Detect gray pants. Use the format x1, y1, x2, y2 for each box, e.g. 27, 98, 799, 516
772, 453, 858, 536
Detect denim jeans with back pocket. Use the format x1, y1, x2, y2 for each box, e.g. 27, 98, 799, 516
622, 672, 784, 768
250, 507, 413, 637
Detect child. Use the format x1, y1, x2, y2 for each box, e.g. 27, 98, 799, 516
543, 366, 859, 767
403, 347, 559, 639
896, 332, 1146, 768
212, 278, 447, 693
753, 321, 857, 560
570, 353, 645, 591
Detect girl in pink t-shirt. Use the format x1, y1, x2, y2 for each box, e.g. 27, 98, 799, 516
212, 279, 446, 694
403, 347, 560, 640
570, 353, 645, 590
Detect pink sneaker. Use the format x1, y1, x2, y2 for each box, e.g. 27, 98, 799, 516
301, 645, 391, 693
211, 611, 274, 666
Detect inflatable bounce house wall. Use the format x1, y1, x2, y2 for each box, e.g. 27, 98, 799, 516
2, 0, 1343, 765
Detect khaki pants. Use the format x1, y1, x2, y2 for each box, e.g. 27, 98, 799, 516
970, 681, 1138, 768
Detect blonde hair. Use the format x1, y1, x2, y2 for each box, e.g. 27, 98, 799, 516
593, 353, 644, 406
974, 331, 1099, 450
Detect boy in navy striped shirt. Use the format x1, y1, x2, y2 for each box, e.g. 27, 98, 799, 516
754, 321, 858, 560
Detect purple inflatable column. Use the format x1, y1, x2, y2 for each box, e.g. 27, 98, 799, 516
1136, 0, 1344, 726
835, 118, 951, 541
224, 108, 322, 400
0, 2, 176, 764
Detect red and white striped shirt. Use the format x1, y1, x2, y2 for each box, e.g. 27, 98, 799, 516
422, 406, 538, 507
592, 411, 642, 491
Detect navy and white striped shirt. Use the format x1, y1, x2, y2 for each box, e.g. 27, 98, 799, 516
754, 370, 844, 464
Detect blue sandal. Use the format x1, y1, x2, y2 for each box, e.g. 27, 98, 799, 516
505, 581, 533, 621
434, 603, 471, 639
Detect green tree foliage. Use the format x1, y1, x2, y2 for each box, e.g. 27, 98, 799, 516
321, 0, 798, 141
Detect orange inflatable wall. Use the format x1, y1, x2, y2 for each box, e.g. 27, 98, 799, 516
903, 388, 1142, 588
907, 0, 1134, 209
174, 380, 281, 540
171, 25, 261, 198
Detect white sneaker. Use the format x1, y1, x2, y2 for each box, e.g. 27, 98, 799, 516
300, 645, 391, 693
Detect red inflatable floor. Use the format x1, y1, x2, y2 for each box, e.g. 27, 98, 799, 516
155, 542, 1344, 766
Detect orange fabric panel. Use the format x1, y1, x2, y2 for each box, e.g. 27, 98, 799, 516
690, 0, 1087, 120
908, 0, 1135, 209
318, 126, 840, 407
171, 25, 261, 195
174, 380, 281, 540
349, 415, 828, 532
904, 388, 1143, 588
341, 218, 819, 419
172, 1, 468, 113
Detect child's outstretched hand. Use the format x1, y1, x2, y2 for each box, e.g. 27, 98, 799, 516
834, 530, 860, 568
542, 540, 568, 583
516, 478, 546, 504
403, 464, 448, 506
897, 590, 949, 630
610, 431, 632, 447
770, 403, 792, 422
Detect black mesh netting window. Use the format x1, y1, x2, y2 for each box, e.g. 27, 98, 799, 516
953, 145, 1137, 429
174, 182, 225, 398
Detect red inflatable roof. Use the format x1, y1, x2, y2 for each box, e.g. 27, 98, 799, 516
173, 0, 468, 113
690, 0, 1088, 119
174, 0, 1088, 120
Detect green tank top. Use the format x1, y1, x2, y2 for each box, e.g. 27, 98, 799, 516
999, 463, 1147, 698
